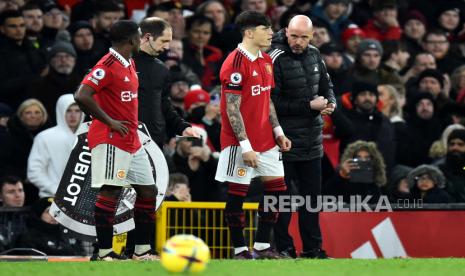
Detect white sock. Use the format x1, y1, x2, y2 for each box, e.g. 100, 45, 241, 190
234, 246, 248, 255
253, 242, 270, 251
135, 244, 151, 255
98, 248, 113, 257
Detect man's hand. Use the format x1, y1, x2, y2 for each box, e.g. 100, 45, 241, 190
242, 151, 259, 168
276, 135, 292, 152
321, 103, 336, 115
310, 96, 328, 111
109, 119, 129, 136
182, 127, 200, 138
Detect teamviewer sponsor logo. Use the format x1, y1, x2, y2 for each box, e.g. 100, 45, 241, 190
121, 91, 137, 102
251, 85, 271, 96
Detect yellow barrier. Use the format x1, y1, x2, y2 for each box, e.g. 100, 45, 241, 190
155, 201, 259, 259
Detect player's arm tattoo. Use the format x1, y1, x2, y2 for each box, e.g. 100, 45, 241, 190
225, 93, 248, 141
269, 100, 280, 128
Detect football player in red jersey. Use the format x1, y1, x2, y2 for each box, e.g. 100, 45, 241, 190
215, 11, 292, 259
75, 20, 157, 261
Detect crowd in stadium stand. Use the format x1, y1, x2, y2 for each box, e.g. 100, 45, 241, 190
1, 0, 465, 254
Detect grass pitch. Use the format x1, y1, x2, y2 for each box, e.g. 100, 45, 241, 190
2, 259, 465, 276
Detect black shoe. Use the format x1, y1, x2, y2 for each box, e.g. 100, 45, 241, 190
234, 250, 254, 260
91, 251, 128, 261
253, 247, 282, 259
300, 248, 331, 259
278, 247, 297, 259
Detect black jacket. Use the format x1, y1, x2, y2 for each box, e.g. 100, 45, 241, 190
29, 69, 82, 123
15, 215, 85, 256
338, 108, 396, 172
0, 116, 50, 178
268, 29, 336, 161
133, 51, 190, 147
0, 35, 46, 109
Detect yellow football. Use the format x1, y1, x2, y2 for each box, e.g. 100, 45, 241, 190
160, 234, 211, 273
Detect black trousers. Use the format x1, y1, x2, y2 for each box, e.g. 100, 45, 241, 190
274, 158, 322, 252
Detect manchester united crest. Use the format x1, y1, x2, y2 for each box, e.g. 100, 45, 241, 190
237, 168, 247, 177
265, 63, 272, 74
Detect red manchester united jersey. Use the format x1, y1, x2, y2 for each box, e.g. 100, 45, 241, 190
219, 44, 276, 152
81, 48, 141, 153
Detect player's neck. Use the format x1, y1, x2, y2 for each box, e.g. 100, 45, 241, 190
112, 46, 132, 61
240, 40, 261, 57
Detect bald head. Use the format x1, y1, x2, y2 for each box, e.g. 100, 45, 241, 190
288, 15, 313, 32
286, 15, 314, 54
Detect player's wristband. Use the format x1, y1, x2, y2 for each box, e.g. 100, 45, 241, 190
273, 126, 284, 138
239, 139, 253, 153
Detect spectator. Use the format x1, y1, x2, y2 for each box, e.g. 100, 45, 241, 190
41, 2, 66, 44
450, 65, 465, 101
324, 140, 387, 203
27, 94, 83, 198
0, 176, 28, 252
407, 165, 451, 203
160, 39, 200, 85
413, 69, 451, 111
435, 4, 462, 42
320, 41, 351, 96
0, 102, 12, 141
388, 165, 412, 202
310, 0, 351, 40
0, 9, 46, 109
29, 41, 81, 122
350, 39, 383, 85
310, 19, 331, 48
183, 87, 221, 152
183, 15, 223, 90
91, 1, 123, 56
196, 0, 231, 53
184, 87, 211, 123
168, 67, 191, 113
0, 99, 50, 179
147, 2, 185, 40
172, 126, 223, 202
402, 52, 436, 86
422, 29, 463, 75
0, 176, 25, 207
341, 24, 365, 65
241, 0, 268, 14
363, 0, 401, 41
15, 197, 86, 256
337, 81, 396, 172
378, 84, 405, 121
397, 93, 442, 167
380, 40, 410, 92
437, 129, 465, 202
440, 103, 465, 126
21, 3, 46, 50
429, 124, 465, 161
401, 10, 427, 59
165, 173, 191, 202
69, 20, 103, 76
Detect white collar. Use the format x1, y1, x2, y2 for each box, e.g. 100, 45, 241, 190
237, 43, 263, 62
109, 48, 131, 68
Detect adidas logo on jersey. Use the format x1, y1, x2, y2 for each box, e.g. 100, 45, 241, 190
124, 76, 130, 82
252, 70, 258, 76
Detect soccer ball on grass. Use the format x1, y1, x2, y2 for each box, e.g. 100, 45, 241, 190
160, 234, 210, 273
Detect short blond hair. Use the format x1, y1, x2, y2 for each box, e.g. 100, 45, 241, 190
16, 98, 48, 126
